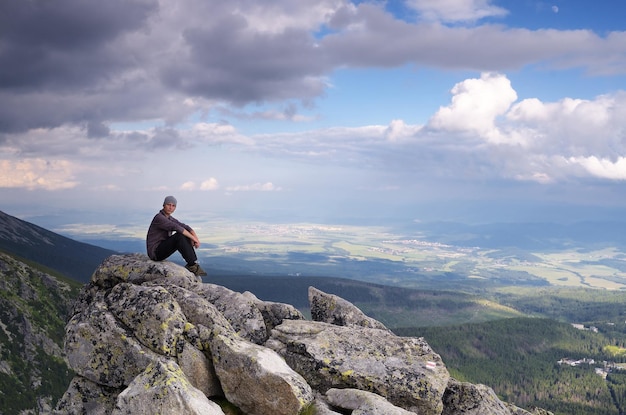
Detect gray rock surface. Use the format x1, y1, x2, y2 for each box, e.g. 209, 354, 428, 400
54, 376, 119, 415
326, 388, 417, 415
54, 253, 548, 415
210, 330, 314, 415
309, 286, 390, 331
267, 319, 448, 415
111, 360, 224, 415
442, 379, 512, 415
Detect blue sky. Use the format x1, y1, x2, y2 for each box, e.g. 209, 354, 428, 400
2, 0, 626, 235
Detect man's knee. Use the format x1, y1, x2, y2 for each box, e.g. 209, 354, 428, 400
173, 232, 191, 245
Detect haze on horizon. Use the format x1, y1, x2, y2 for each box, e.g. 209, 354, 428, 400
1, 0, 626, 232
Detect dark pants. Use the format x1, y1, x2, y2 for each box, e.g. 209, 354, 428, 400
154, 233, 197, 266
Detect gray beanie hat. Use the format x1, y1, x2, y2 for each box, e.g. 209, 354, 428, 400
163, 195, 177, 206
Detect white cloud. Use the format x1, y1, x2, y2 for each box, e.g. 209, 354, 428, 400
0, 159, 79, 190
181, 181, 196, 190
507, 92, 626, 157
427, 72, 518, 143
226, 182, 282, 192
178, 178, 220, 191
407, 0, 508, 23
189, 123, 253, 146
568, 156, 626, 180
229, 0, 345, 33
200, 178, 220, 190
384, 119, 422, 142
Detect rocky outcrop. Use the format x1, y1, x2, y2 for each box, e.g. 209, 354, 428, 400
266, 320, 447, 415
54, 253, 547, 415
308, 286, 390, 331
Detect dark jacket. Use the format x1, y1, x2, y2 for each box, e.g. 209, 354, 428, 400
146, 210, 193, 260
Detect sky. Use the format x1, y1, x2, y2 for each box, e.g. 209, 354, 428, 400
2, 0, 626, 234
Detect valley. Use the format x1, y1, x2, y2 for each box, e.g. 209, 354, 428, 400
63, 217, 626, 291
184, 219, 626, 291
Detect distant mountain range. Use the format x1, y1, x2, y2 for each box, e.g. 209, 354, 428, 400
0, 210, 116, 283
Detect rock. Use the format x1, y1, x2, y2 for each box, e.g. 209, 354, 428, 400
178, 339, 223, 397
267, 319, 448, 415
55, 254, 552, 415
253, 296, 306, 333
442, 379, 511, 415
160, 284, 233, 337
91, 253, 201, 289
506, 402, 534, 414
210, 330, 314, 415
53, 376, 120, 415
326, 388, 417, 415
196, 283, 268, 344
309, 286, 390, 331
111, 360, 224, 415
310, 391, 344, 415
64, 299, 165, 387
106, 283, 187, 356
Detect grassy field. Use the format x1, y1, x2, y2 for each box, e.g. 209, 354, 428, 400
76, 217, 626, 291
191, 219, 626, 291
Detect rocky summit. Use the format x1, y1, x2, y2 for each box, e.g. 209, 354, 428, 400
54, 253, 551, 415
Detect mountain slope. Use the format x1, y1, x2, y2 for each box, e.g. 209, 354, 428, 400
0, 210, 116, 282
398, 318, 624, 415
207, 274, 525, 328
0, 251, 81, 414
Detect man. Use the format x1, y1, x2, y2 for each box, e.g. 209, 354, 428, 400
146, 196, 207, 276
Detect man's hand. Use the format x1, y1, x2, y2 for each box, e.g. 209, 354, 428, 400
183, 229, 201, 248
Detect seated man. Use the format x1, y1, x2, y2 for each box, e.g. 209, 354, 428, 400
146, 196, 207, 276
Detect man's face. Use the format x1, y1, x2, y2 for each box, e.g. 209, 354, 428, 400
163, 203, 176, 215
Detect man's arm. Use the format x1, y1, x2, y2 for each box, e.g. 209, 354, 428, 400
182, 228, 200, 248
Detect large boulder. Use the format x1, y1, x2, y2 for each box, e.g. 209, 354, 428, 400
326, 388, 417, 415
267, 319, 449, 415
63, 300, 165, 387
309, 286, 390, 331
195, 283, 269, 344
210, 330, 314, 415
91, 253, 201, 289
53, 376, 119, 415
442, 379, 511, 415
178, 339, 223, 397
106, 283, 187, 356
111, 360, 224, 415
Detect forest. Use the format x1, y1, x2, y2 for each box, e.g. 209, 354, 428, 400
397, 318, 626, 415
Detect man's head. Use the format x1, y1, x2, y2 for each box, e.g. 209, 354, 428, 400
162, 196, 177, 215
163, 195, 177, 206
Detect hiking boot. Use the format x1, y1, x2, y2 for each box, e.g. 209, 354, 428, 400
185, 263, 207, 277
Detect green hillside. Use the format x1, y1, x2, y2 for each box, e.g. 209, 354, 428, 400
397, 318, 626, 415
0, 251, 81, 414
207, 274, 524, 328
492, 286, 626, 324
